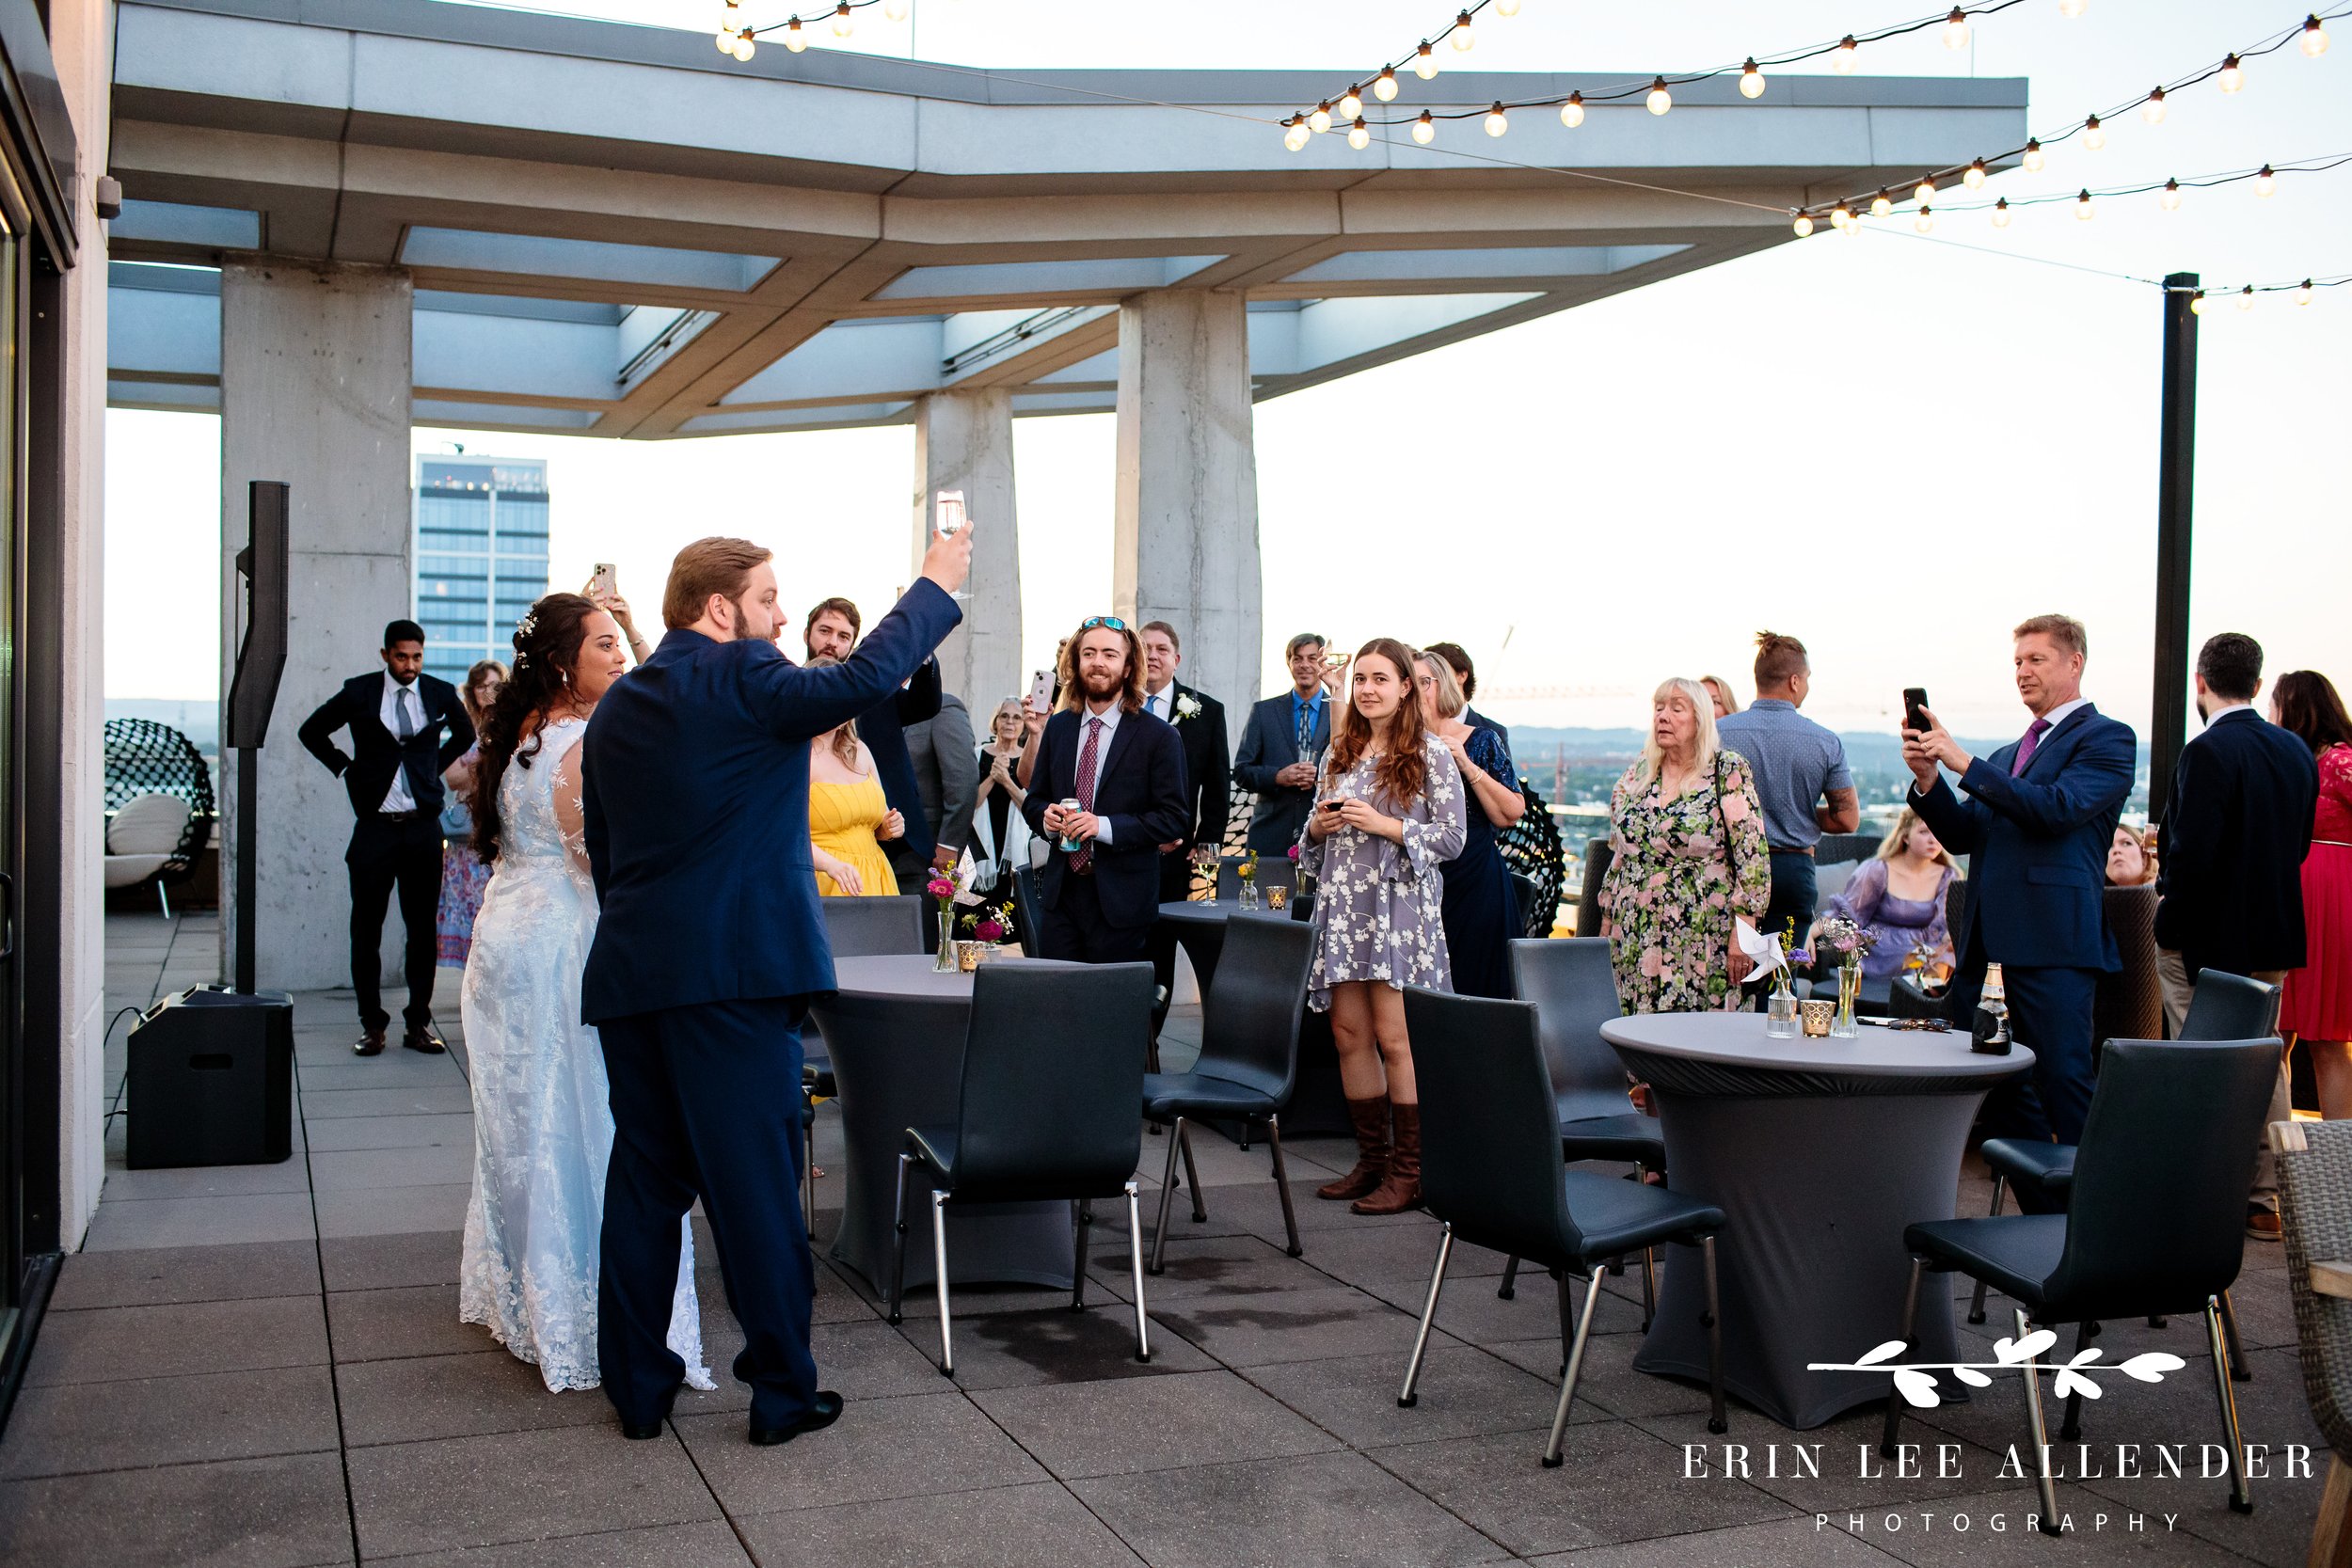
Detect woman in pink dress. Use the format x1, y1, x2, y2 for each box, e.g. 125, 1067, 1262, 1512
2274, 671, 2352, 1117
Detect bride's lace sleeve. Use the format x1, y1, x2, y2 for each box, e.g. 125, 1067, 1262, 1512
551, 742, 593, 879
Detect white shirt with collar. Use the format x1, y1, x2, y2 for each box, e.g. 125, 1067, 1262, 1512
378, 672, 425, 814
1073, 699, 1122, 845
1143, 683, 1177, 723
2032, 695, 2091, 738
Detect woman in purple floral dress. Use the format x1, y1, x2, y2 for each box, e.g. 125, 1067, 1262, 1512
1299, 639, 1467, 1215
1598, 677, 1772, 1014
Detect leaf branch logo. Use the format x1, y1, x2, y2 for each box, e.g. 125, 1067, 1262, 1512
1808, 1330, 2186, 1408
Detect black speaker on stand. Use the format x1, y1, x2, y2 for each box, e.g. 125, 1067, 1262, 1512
128, 482, 297, 1169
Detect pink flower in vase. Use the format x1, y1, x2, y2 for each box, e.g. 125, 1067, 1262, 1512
925, 878, 956, 901
1287, 844, 1300, 860
976, 918, 1005, 942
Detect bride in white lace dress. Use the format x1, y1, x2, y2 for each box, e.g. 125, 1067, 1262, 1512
458, 594, 712, 1394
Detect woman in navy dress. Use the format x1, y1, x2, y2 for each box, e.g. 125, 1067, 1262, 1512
1416, 651, 1524, 998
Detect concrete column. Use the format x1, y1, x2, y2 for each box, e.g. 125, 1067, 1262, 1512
1111, 292, 1263, 712
911, 388, 1020, 706
218, 261, 414, 992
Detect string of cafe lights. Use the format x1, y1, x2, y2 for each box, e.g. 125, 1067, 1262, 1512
1819, 151, 2352, 235
712, 0, 904, 58
1279, 0, 2062, 150
2182, 272, 2351, 312
1799, 7, 2343, 234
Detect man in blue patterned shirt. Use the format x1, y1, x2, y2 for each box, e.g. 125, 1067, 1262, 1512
1716, 631, 1859, 949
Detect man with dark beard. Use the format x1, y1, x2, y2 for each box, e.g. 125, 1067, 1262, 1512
1020, 616, 1189, 963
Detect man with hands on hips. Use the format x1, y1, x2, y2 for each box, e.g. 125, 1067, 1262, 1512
1899, 613, 2136, 1149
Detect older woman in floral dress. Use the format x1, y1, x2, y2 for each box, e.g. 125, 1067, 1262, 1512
1299, 638, 1467, 1216
1599, 677, 1772, 1013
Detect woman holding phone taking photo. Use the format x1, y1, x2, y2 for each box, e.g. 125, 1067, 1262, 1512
1299, 639, 1468, 1215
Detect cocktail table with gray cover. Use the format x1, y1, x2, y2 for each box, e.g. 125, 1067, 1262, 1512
809, 954, 1078, 1294
1599, 1011, 2034, 1429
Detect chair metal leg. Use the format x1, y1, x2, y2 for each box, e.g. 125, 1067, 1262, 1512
930, 1190, 954, 1376
2219, 1290, 2251, 1382
2060, 1321, 2091, 1441
1542, 1269, 1607, 1467
1265, 1116, 1302, 1258
156, 882, 172, 920
1640, 1247, 1656, 1334
887, 1153, 912, 1325
1150, 1117, 1184, 1275
1071, 1200, 1089, 1312
1125, 1181, 1152, 1363
1882, 1258, 1926, 1458
1398, 1224, 1454, 1408
1967, 1175, 2006, 1324
1497, 1257, 1520, 1301
2016, 1307, 2062, 1534
2208, 1295, 2254, 1513
1701, 1234, 1727, 1435
1178, 1121, 1207, 1223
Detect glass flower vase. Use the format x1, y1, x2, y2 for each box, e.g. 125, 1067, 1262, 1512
1832, 960, 1862, 1037
935, 910, 960, 973
1238, 879, 1259, 911
1765, 967, 1800, 1038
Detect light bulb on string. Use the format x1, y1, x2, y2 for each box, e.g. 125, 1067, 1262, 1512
1992, 197, 2012, 227
1495, 0, 1521, 14
1942, 8, 1970, 49
1560, 92, 1584, 128
731, 26, 755, 60
2141, 87, 2167, 124
1830, 201, 1854, 230
1374, 68, 1398, 103
1740, 59, 1766, 99
1870, 188, 1893, 218
1915, 205, 1934, 233
2074, 188, 2094, 220
883, 0, 908, 21
831, 2, 851, 39
2160, 178, 2183, 210
1412, 111, 1436, 144
1485, 103, 1509, 137
1964, 157, 1988, 190
2256, 164, 2276, 197
783, 15, 807, 50
1914, 177, 1935, 206
1309, 102, 1332, 135
2023, 138, 2044, 172
1645, 77, 1672, 116
2189, 290, 2209, 314
1282, 117, 1310, 152
717, 27, 734, 53
2059, 0, 2087, 15
1451, 10, 1475, 52
1832, 35, 1858, 73
1414, 42, 1439, 80
1792, 212, 1814, 237
2081, 115, 2105, 150
2296, 278, 2315, 306
2219, 54, 2244, 91
2238, 285, 2256, 311
2302, 15, 2330, 57
1338, 87, 1362, 119
1348, 119, 1371, 150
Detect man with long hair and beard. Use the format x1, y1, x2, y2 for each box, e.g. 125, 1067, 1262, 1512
1020, 616, 1189, 964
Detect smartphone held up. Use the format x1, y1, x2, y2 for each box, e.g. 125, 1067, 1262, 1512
1902, 687, 1931, 734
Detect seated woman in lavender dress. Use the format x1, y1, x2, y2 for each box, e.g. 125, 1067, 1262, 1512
1299, 639, 1467, 1218
1818, 806, 1961, 981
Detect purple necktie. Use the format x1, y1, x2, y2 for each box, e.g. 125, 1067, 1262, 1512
1070, 717, 1104, 872
2010, 716, 2053, 776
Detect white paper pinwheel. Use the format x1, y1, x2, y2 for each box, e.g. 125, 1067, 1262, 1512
951, 847, 987, 906
1734, 917, 1786, 985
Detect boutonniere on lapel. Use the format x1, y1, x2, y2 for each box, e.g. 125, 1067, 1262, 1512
1173, 692, 1201, 723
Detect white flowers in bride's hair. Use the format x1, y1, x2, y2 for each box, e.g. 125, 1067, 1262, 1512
1174, 692, 1201, 722
516, 609, 540, 641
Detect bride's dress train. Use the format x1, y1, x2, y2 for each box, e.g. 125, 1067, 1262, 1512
458, 716, 713, 1392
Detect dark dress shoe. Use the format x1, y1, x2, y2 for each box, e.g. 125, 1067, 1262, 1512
620, 1419, 665, 1441
403, 1022, 448, 1054
748, 1391, 843, 1446
352, 1030, 387, 1057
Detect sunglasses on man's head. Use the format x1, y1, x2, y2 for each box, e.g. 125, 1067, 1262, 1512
1080, 616, 1128, 632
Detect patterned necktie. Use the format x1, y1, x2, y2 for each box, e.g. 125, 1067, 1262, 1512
1295, 698, 1312, 756
393, 686, 428, 803
2010, 715, 2053, 776
1070, 716, 1104, 873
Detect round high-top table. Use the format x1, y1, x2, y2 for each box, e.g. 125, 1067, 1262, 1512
1154, 900, 1347, 1137
1599, 1012, 2034, 1430
808, 955, 1077, 1297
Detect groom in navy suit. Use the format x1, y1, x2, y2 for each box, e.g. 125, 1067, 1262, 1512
1904, 613, 2137, 1148
582, 531, 969, 1443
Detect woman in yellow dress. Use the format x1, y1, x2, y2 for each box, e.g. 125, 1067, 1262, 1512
806, 655, 906, 896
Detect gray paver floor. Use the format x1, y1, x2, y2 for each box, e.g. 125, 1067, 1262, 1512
0, 913, 2321, 1566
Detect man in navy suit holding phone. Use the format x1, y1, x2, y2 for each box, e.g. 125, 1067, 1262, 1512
1903, 613, 2137, 1147
582, 529, 968, 1446
1021, 616, 1189, 965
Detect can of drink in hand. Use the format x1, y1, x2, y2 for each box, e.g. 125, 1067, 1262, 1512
1058, 798, 1083, 852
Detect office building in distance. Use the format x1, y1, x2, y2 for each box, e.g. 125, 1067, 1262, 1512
412, 454, 550, 685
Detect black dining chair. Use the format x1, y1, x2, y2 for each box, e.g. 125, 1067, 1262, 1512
1398, 987, 1728, 1465
1011, 865, 1045, 958
1968, 968, 2282, 1358
799, 895, 930, 1231
1884, 1036, 2283, 1531
1140, 915, 1315, 1272
1500, 938, 1666, 1322
887, 961, 1156, 1377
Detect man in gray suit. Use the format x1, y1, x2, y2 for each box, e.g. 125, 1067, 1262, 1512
887, 691, 978, 899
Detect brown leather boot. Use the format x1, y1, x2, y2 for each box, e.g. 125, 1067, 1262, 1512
1316, 1096, 1391, 1200
1353, 1101, 1422, 1215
